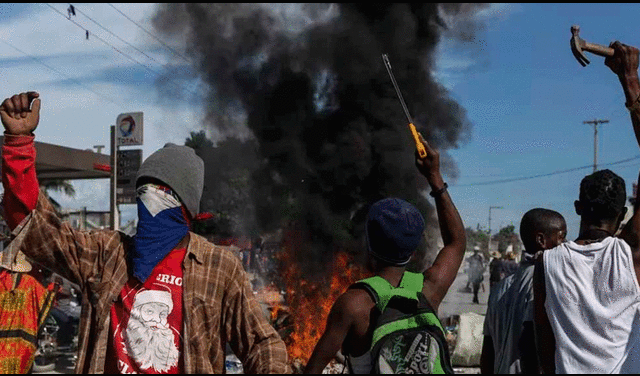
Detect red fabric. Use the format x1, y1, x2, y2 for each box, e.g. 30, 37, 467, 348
2, 134, 39, 230
193, 212, 214, 221
105, 248, 185, 374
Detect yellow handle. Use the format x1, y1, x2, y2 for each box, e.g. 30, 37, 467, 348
409, 123, 427, 158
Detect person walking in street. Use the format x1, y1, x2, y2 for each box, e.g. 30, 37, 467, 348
500, 251, 519, 280
303, 134, 466, 374
0, 91, 290, 374
488, 251, 504, 288
481, 208, 566, 374
466, 246, 485, 304
533, 41, 640, 374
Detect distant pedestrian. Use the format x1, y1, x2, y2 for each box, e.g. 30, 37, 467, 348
466, 246, 485, 304
481, 208, 566, 374
489, 251, 503, 288
533, 41, 640, 374
500, 251, 518, 280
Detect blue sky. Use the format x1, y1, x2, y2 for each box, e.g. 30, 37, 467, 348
439, 3, 640, 241
1, 3, 639, 241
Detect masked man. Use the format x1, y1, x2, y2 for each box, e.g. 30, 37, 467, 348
0, 91, 290, 373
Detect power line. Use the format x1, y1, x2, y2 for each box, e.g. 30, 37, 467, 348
106, 3, 191, 64
0, 39, 124, 107
83, 3, 202, 96
45, 3, 199, 98
71, 4, 161, 66
452, 155, 640, 187
46, 4, 158, 73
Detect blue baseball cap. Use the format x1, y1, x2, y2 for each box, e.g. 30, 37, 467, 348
366, 198, 425, 266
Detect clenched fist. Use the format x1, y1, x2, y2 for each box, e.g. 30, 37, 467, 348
0, 91, 41, 135
605, 41, 639, 79
415, 133, 441, 178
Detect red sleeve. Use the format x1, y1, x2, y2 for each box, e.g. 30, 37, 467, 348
2, 134, 39, 230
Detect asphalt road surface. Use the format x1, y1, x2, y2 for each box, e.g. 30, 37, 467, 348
438, 256, 491, 321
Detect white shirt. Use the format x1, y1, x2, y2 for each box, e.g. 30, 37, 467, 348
484, 253, 535, 374
544, 237, 640, 373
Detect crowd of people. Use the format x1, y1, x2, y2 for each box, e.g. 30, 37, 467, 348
478, 40, 640, 374
0, 41, 639, 374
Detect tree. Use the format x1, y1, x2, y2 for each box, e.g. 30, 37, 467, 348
185, 130, 214, 150
184, 131, 260, 238
492, 224, 521, 256
40, 179, 76, 213
465, 225, 489, 254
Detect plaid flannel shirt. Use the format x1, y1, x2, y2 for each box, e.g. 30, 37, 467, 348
6, 190, 290, 374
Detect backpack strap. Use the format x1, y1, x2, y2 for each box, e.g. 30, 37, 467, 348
399, 271, 424, 293
350, 271, 423, 312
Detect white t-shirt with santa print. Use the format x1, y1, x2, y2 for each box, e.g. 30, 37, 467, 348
106, 248, 186, 374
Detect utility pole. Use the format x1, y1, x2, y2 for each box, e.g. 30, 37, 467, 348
110, 125, 119, 230
488, 206, 503, 236
488, 206, 503, 254
583, 119, 609, 173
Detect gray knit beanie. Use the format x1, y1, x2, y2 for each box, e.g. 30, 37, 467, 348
136, 143, 204, 217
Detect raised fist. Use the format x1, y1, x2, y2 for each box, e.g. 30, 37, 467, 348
0, 91, 41, 135
604, 41, 640, 79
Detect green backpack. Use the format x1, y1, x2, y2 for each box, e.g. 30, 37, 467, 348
349, 271, 454, 374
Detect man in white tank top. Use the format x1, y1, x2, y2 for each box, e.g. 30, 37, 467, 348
533, 41, 640, 374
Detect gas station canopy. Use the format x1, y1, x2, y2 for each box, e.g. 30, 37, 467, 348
0, 136, 111, 182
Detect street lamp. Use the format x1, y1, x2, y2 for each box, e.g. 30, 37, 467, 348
488, 206, 503, 235
488, 206, 503, 254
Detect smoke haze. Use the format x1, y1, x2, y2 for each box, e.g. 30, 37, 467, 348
151, 3, 488, 273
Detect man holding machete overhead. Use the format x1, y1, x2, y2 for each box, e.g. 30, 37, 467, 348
304, 54, 466, 374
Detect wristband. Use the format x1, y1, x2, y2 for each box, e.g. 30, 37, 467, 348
429, 182, 448, 198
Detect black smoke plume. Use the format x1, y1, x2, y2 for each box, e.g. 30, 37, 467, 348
151, 3, 488, 274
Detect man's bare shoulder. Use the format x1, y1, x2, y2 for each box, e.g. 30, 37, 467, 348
334, 287, 376, 316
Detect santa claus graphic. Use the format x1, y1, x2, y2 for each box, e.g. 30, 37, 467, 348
123, 289, 179, 372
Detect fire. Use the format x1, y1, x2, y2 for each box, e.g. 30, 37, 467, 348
277, 227, 371, 369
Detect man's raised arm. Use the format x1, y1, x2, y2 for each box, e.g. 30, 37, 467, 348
0, 92, 106, 289
0, 91, 41, 229
416, 134, 466, 310
607, 43, 640, 252
606, 42, 640, 146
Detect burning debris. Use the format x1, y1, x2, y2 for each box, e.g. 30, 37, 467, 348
151, 2, 490, 370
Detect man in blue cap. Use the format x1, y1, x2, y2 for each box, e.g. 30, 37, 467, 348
304, 134, 466, 373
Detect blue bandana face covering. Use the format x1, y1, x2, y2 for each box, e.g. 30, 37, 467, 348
132, 184, 189, 283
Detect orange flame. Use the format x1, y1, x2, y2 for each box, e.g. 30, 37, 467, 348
278, 227, 370, 367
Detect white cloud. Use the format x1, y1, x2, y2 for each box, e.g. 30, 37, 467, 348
0, 3, 208, 221
474, 3, 520, 22
433, 3, 516, 90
